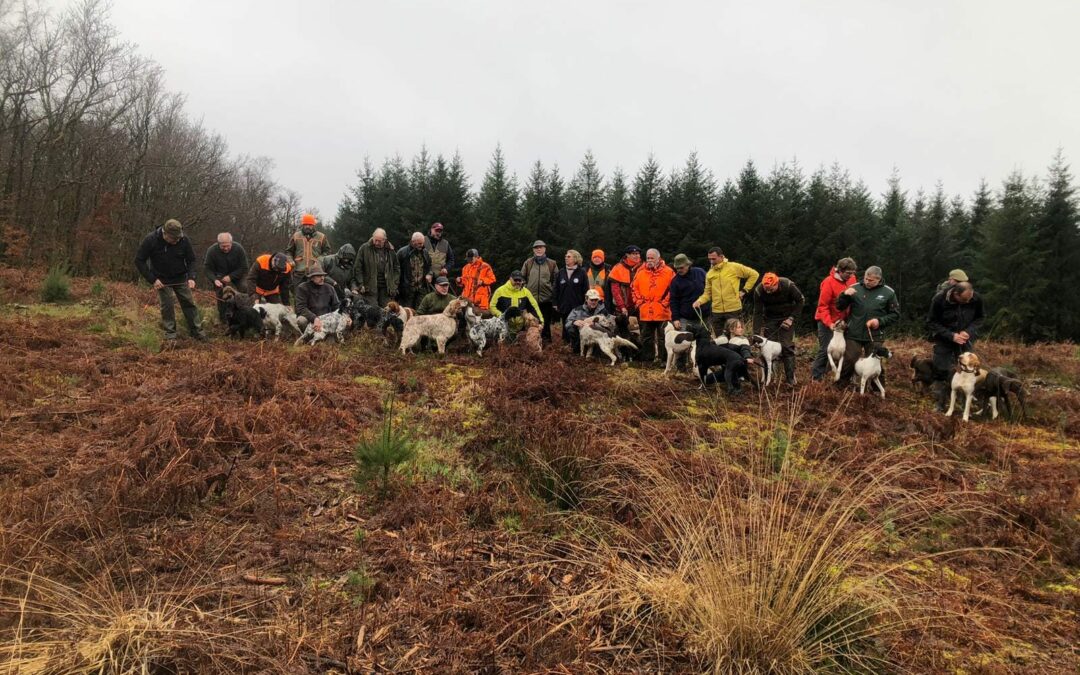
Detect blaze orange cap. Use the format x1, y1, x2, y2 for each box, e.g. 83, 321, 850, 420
591, 249, 604, 260
762, 272, 780, 288
301, 213, 316, 226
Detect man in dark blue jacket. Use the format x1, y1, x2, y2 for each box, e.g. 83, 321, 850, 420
669, 254, 709, 331
134, 219, 207, 342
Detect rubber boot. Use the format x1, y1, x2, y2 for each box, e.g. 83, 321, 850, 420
783, 356, 797, 385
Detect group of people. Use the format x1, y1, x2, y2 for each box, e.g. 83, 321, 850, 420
134, 216, 985, 398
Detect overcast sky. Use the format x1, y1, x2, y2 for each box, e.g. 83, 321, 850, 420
97, 0, 1079, 220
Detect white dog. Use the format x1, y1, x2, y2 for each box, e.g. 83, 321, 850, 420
854, 345, 892, 398
827, 319, 848, 381
663, 322, 697, 375
399, 298, 467, 355
751, 335, 783, 386
945, 352, 985, 422
580, 315, 638, 366
294, 309, 352, 346
256, 301, 302, 339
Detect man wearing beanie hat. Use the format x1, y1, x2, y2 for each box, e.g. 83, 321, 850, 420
669, 253, 709, 332
287, 213, 332, 288
586, 249, 610, 300
937, 269, 969, 293
134, 218, 207, 342
752, 272, 805, 385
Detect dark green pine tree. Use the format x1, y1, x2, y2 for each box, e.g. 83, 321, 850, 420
541, 164, 568, 253
912, 183, 952, 304
474, 145, 522, 278
628, 155, 664, 249
730, 160, 768, 265
945, 195, 975, 273
407, 146, 433, 231
1035, 150, 1080, 339
426, 152, 475, 250
967, 180, 993, 270
878, 171, 915, 314
330, 159, 374, 248
664, 152, 717, 262
762, 160, 807, 281
565, 150, 609, 253
518, 160, 548, 250
604, 168, 632, 258
978, 172, 1047, 340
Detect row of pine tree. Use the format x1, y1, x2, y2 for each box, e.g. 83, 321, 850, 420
332, 147, 1080, 342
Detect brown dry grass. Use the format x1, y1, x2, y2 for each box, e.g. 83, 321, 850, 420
0, 264, 1078, 672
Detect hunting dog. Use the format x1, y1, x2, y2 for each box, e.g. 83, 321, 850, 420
827, 320, 848, 381
975, 367, 1027, 421
909, 356, 936, 392
854, 345, 892, 398
221, 286, 264, 339
945, 352, 984, 422
464, 304, 519, 356
294, 309, 353, 346
521, 312, 544, 354
663, 321, 697, 375
343, 292, 385, 331
689, 325, 753, 392
385, 301, 416, 324
579, 315, 638, 365
751, 335, 783, 386
255, 301, 302, 339
399, 297, 467, 355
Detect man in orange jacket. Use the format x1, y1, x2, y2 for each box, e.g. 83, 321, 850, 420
631, 248, 676, 364
457, 248, 496, 311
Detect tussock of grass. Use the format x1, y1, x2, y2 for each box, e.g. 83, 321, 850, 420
0, 563, 258, 673
39, 265, 71, 303
537, 437, 993, 673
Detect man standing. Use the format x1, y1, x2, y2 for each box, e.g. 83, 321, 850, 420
752, 272, 805, 385
318, 243, 357, 298
355, 228, 399, 307
457, 248, 496, 311
564, 289, 608, 352
243, 252, 293, 304
927, 281, 984, 409
835, 266, 900, 385
294, 263, 340, 331
424, 222, 455, 282
586, 249, 610, 300
134, 219, 207, 342
521, 240, 559, 342
811, 257, 858, 381
398, 232, 433, 309
692, 247, 759, 337
203, 232, 248, 322
607, 245, 642, 317
286, 213, 332, 288
631, 248, 676, 364
669, 253, 708, 331
417, 276, 457, 315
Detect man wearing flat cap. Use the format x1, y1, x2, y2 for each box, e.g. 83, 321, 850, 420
937, 268, 969, 293
134, 218, 207, 343
521, 240, 559, 342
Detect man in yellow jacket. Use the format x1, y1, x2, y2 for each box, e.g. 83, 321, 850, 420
692, 246, 759, 336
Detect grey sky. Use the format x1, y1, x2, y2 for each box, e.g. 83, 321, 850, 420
102, 0, 1079, 221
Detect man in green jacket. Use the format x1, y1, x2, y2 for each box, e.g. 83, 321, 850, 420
417, 276, 457, 315
355, 228, 400, 307
835, 265, 900, 385
521, 240, 558, 342
692, 247, 759, 337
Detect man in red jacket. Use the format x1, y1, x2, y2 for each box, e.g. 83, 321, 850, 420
811, 257, 858, 381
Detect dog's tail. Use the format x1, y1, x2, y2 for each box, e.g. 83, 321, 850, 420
612, 336, 638, 350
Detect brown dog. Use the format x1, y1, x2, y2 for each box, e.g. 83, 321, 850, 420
521, 312, 543, 354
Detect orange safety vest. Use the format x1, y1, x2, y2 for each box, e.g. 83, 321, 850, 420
586, 266, 608, 299
460, 258, 496, 310
255, 254, 293, 296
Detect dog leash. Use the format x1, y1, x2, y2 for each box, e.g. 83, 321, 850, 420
694, 306, 714, 339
